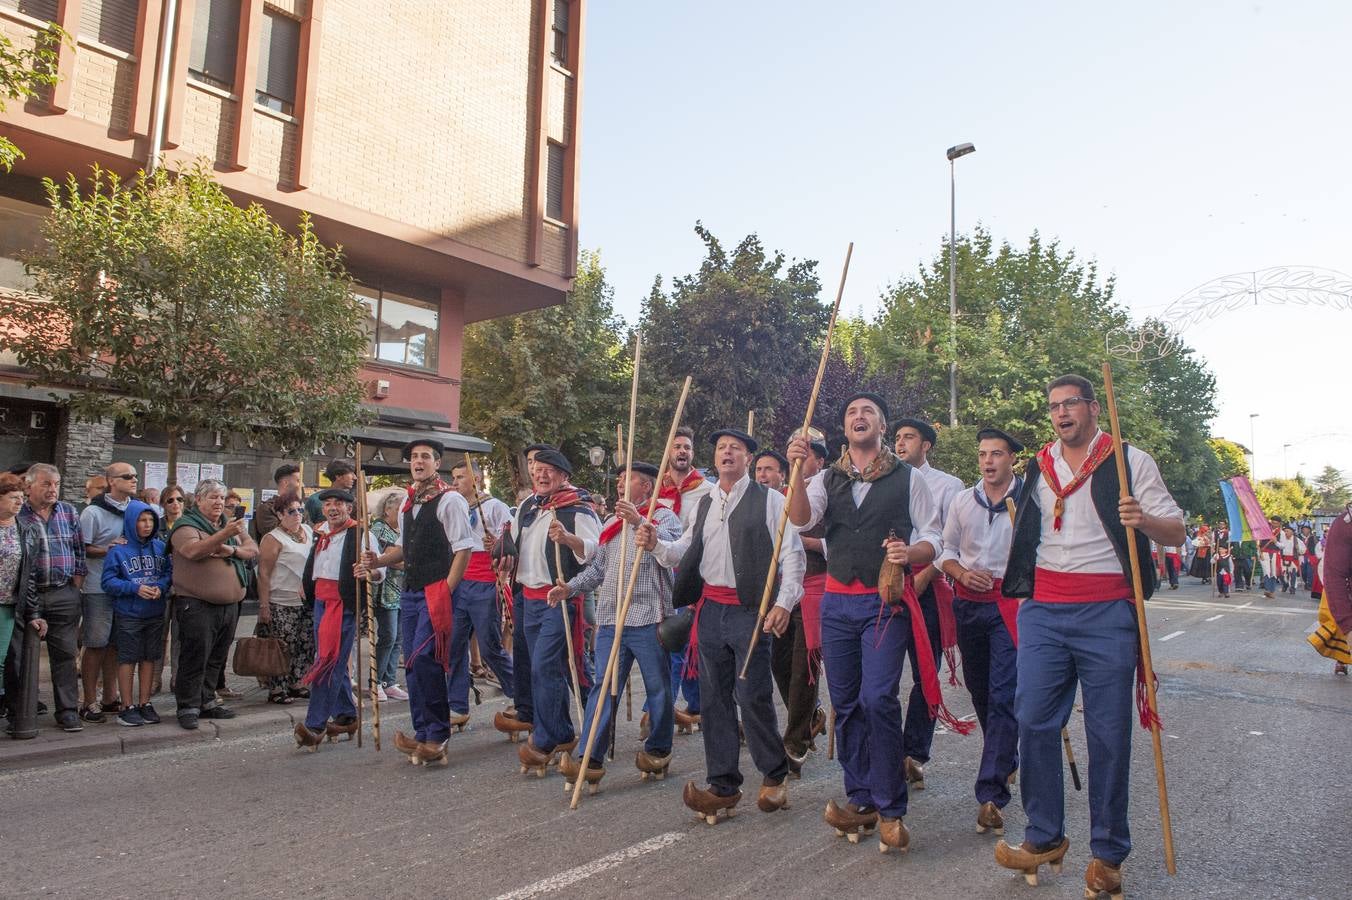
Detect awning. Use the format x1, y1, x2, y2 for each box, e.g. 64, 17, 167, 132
345, 422, 491, 475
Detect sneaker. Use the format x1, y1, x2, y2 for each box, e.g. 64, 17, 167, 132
139, 703, 161, 725
198, 705, 236, 720
117, 707, 146, 727
372, 684, 388, 702
58, 712, 84, 732
385, 684, 409, 701
80, 703, 106, 724
177, 711, 199, 730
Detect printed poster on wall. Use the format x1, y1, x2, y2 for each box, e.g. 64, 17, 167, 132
176, 463, 200, 492
199, 463, 224, 482
143, 461, 169, 490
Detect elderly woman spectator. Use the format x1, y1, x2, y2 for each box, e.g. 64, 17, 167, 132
256, 493, 314, 703
0, 473, 46, 734
369, 493, 407, 701
168, 479, 258, 730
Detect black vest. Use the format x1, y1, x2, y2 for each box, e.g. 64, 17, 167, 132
404, 493, 454, 593
514, 494, 597, 586
821, 462, 914, 588
301, 527, 365, 613
672, 481, 774, 609
1002, 448, 1157, 600
802, 518, 827, 577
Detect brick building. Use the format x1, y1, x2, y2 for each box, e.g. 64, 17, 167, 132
0, 0, 584, 504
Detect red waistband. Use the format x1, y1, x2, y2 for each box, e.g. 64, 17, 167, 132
1281, 555, 1299, 564
825, 576, 878, 595
954, 577, 1004, 603
464, 551, 496, 582
1165, 552, 1180, 562
522, 585, 553, 601
1033, 567, 1131, 603
701, 585, 740, 606
314, 578, 341, 603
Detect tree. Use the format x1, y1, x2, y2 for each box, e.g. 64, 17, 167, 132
460, 250, 629, 497
1314, 464, 1351, 509
638, 224, 829, 453
0, 165, 368, 481
0, 24, 65, 172
1255, 475, 1318, 522
1209, 438, 1250, 480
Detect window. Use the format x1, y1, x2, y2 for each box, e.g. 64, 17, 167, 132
255, 9, 299, 114
0, 1, 59, 23
0, 197, 47, 293
79, 0, 138, 53
356, 286, 439, 371
551, 0, 569, 68
546, 142, 565, 222
188, 0, 241, 91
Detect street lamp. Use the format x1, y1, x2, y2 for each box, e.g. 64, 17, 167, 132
1248, 413, 1259, 479
946, 141, 976, 427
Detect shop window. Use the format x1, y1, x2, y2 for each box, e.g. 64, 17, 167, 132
357, 286, 438, 371
188, 0, 241, 91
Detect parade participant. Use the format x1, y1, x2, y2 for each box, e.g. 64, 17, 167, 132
1259, 522, 1282, 598
786, 394, 946, 851
1161, 542, 1181, 590
552, 461, 682, 789
995, 375, 1184, 897
775, 433, 828, 777
507, 448, 600, 776
366, 439, 476, 766
1278, 525, 1301, 594
446, 458, 514, 728
938, 427, 1023, 837
640, 427, 804, 823
893, 416, 964, 792
292, 488, 384, 751
1300, 524, 1318, 590
1189, 524, 1212, 583
1215, 544, 1234, 598
754, 450, 789, 493
1308, 504, 1350, 675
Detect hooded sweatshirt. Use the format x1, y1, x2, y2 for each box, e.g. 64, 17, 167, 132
102, 500, 173, 619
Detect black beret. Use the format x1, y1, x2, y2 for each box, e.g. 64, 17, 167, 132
809, 441, 829, 461
620, 461, 660, 479
754, 449, 789, 472
976, 427, 1025, 454
708, 428, 758, 455
894, 417, 938, 447
401, 438, 444, 460
524, 442, 558, 457
839, 391, 890, 427
315, 487, 354, 504
533, 448, 573, 476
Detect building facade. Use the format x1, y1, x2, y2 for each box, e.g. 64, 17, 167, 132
0, 0, 584, 503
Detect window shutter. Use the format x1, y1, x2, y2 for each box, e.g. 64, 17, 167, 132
257, 10, 299, 108
0, 0, 60, 22
79, 0, 139, 53
546, 143, 565, 221
189, 0, 241, 88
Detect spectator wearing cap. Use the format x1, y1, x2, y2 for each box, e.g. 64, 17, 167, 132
503, 447, 601, 774
168, 479, 258, 730
753, 449, 789, 493
893, 415, 965, 791
366, 438, 477, 765
17, 464, 86, 732
251, 464, 303, 542
306, 459, 357, 525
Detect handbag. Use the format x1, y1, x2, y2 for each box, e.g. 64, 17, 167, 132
233, 635, 289, 678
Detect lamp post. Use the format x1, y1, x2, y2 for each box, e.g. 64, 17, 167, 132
1248, 413, 1259, 479
946, 142, 976, 427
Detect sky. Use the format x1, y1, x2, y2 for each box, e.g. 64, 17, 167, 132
576, 1, 1352, 484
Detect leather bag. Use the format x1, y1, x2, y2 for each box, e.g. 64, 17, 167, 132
233, 635, 289, 678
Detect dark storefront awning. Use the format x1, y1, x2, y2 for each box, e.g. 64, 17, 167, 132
347, 421, 491, 475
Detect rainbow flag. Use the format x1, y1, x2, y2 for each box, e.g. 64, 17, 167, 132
1219, 476, 1274, 542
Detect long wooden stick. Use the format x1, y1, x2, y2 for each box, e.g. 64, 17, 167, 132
1062, 727, 1081, 791
353, 443, 380, 751
554, 535, 586, 728
746, 409, 755, 439
1102, 362, 1177, 875
613, 334, 641, 698
570, 375, 692, 809
463, 452, 493, 542
740, 242, 853, 679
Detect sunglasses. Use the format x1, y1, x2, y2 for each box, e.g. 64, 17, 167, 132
284, 507, 304, 516
113, 473, 138, 480
163, 497, 184, 504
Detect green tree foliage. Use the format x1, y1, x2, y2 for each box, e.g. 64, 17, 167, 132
0, 24, 65, 171
460, 250, 629, 497
638, 224, 829, 452
1256, 475, 1318, 522
0, 165, 368, 481
865, 228, 1218, 510
1314, 464, 1351, 509
1209, 438, 1250, 479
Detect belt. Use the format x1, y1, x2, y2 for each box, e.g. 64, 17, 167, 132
37, 582, 70, 593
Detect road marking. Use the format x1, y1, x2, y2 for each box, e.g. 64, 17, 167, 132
494, 832, 686, 899
1237, 602, 1253, 609
1159, 630, 1186, 642
1205, 615, 1224, 622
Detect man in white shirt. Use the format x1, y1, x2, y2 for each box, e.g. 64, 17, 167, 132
893, 416, 965, 791
938, 428, 1024, 837
639, 426, 804, 823
994, 375, 1184, 899
787, 393, 948, 852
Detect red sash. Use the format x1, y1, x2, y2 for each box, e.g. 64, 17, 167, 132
464, 550, 496, 582
302, 579, 344, 687
1033, 567, 1132, 603
953, 577, 1019, 646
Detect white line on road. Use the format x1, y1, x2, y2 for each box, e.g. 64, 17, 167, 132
1237, 602, 1253, 609
1160, 630, 1186, 642
494, 832, 686, 900
1205, 615, 1224, 622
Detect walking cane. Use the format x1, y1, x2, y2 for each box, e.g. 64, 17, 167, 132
1062, 727, 1082, 791
1102, 363, 1177, 875
354, 443, 380, 751
741, 243, 853, 679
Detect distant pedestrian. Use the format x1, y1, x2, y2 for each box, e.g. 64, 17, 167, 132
306, 460, 356, 525
0, 473, 46, 733
101, 501, 171, 726
251, 464, 302, 543
368, 493, 407, 701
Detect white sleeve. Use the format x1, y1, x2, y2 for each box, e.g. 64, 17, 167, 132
767, 489, 805, 611
438, 493, 478, 553
571, 511, 601, 564
364, 532, 387, 582
1128, 447, 1183, 522
653, 514, 696, 569
907, 471, 943, 559
938, 496, 965, 567
803, 471, 828, 530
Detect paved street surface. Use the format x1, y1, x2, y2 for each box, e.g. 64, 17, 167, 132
2, 580, 1346, 899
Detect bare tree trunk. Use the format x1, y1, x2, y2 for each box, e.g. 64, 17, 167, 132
166, 428, 179, 487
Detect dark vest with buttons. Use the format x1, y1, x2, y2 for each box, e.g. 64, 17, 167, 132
672, 481, 774, 609
404, 492, 454, 593
820, 462, 914, 588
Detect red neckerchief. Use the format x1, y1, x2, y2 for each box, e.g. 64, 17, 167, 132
314, 518, 357, 553
598, 502, 658, 544
657, 470, 704, 515
403, 477, 451, 513
1036, 431, 1115, 531
539, 488, 586, 511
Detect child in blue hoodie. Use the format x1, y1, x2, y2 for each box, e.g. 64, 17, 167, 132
102, 500, 172, 726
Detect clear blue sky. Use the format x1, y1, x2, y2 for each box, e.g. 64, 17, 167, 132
579, 1, 1352, 485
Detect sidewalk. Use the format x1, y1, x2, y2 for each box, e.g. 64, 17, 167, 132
0, 609, 501, 770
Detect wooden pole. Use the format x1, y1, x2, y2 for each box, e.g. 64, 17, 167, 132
1101, 362, 1177, 875
353, 443, 381, 750
746, 409, 755, 440
1062, 727, 1081, 791
613, 332, 641, 699
570, 375, 692, 809
462, 452, 493, 542
554, 535, 586, 728
739, 242, 853, 679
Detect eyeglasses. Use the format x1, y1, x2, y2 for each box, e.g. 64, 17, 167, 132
1047, 397, 1090, 414
284, 508, 303, 516
113, 473, 138, 481
163, 497, 184, 504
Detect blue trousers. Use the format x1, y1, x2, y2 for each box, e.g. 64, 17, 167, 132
521, 596, 577, 752
400, 589, 456, 743
821, 590, 911, 817
902, 584, 942, 764
304, 603, 356, 730
447, 579, 514, 715
374, 605, 400, 687
697, 601, 787, 795
511, 587, 533, 723
954, 598, 1018, 807
1016, 599, 1138, 865
576, 623, 672, 767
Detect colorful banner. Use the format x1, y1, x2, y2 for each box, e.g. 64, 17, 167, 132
1219, 479, 1248, 541
1220, 475, 1274, 542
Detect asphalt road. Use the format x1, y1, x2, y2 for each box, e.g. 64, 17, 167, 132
2, 580, 1346, 900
